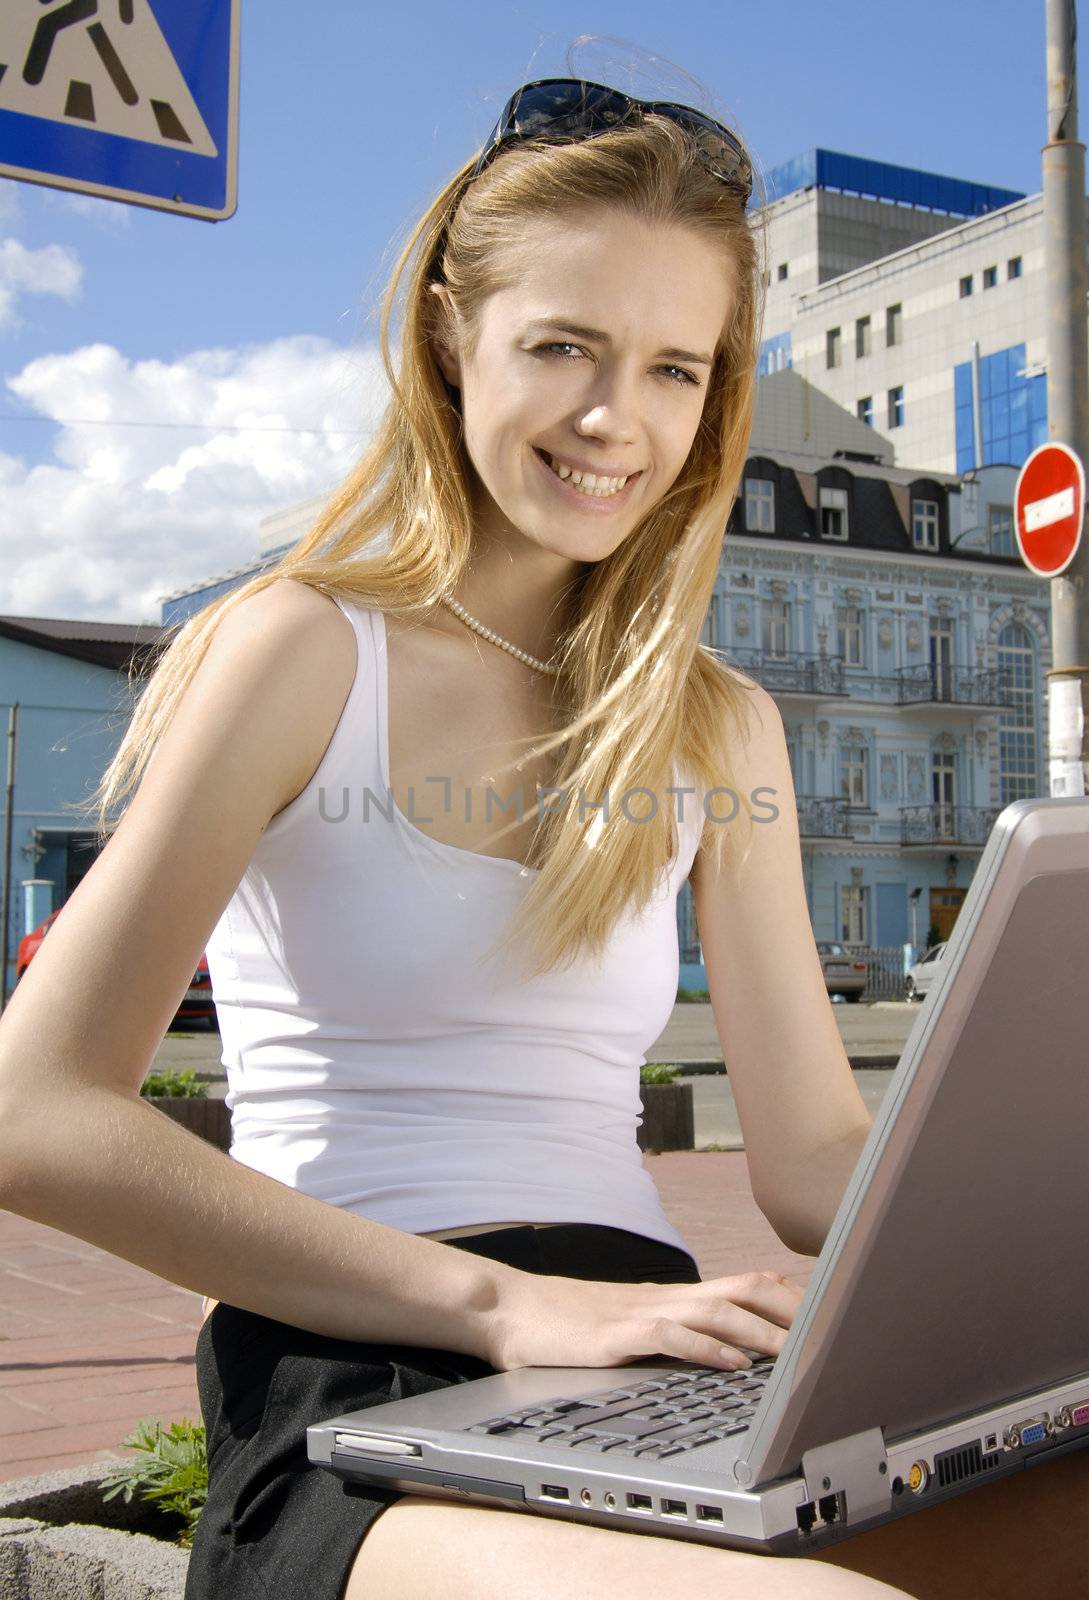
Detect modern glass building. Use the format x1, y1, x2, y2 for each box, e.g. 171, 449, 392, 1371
755, 148, 1061, 474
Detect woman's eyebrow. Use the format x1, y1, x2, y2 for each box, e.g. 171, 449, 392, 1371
524, 317, 713, 367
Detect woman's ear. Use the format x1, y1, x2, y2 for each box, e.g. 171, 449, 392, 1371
428, 282, 462, 391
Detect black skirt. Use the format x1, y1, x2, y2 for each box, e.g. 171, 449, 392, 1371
184, 1223, 702, 1600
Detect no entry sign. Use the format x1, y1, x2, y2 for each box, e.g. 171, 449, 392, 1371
1014, 442, 1085, 577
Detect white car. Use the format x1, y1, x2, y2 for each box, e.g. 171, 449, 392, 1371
905, 942, 948, 1001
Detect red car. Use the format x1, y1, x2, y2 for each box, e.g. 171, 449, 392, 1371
16, 909, 217, 1030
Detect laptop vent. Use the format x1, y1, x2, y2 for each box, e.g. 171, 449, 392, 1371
934, 1441, 983, 1488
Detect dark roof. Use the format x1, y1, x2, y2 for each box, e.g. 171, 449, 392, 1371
732, 452, 1017, 562
0, 614, 178, 674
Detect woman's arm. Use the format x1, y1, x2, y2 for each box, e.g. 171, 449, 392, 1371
0, 579, 510, 1351
690, 681, 873, 1257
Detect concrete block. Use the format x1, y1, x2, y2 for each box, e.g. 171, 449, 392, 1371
0, 1463, 190, 1600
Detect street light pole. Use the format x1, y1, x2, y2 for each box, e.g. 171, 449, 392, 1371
1043, 0, 1089, 796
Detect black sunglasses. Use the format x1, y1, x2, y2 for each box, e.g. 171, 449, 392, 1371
470, 77, 753, 208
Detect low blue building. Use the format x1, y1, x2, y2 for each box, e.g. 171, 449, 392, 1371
0, 615, 166, 1003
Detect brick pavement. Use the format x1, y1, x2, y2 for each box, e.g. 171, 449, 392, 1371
0, 1151, 815, 1484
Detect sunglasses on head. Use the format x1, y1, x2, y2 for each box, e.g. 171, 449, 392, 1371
470, 77, 753, 208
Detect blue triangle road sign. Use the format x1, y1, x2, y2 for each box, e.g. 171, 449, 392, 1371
0, 1, 240, 221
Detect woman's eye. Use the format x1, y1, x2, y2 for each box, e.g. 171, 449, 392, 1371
535, 343, 699, 387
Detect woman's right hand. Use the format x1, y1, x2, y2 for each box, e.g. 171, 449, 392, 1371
482, 1267, 806, 1373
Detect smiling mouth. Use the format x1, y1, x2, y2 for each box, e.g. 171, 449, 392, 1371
534, 447, 642, 497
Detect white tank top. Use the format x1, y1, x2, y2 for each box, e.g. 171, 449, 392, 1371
204, 595, 704, 1253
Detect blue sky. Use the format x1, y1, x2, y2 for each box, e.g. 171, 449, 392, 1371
0, 0, 1079, 622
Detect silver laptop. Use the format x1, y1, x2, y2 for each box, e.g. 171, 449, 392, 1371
308, 795, 1089, 1555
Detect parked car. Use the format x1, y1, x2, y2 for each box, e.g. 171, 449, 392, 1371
905, 942, 948, 1002
816, 941, 867, 1002
15, 909, 217, 1030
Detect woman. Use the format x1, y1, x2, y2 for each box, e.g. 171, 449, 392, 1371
1, 78, 1079, 1600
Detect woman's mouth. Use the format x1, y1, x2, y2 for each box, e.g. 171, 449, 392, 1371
533, 447, 642, 512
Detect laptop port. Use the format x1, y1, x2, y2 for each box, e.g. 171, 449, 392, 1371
540, 1484, 569, 1502
695, 1504, 724, 1524
627, 1493, 653, 1512
661, 1498, 688, 1518
796, 1500, 818, 1535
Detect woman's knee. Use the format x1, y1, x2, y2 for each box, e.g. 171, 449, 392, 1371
341, 1492, 918, 1600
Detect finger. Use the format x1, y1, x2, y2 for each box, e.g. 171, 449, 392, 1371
626, 1316, 756, 1372
714, 1271, 806, 1319
666, 1291, 794, 1357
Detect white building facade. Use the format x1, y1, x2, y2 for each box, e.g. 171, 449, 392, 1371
757, 150, 1059, 476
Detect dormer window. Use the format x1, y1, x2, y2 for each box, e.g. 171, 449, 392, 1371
912, 498, 940, 550
745, 476, 776, 532
819, 486, 849, 540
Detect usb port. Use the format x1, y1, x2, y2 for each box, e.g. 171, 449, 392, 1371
627, 1493, 653, 1512
695, 1504, 724, 1523
540, 1484, 569, 1502
661, 1498, 688, 1518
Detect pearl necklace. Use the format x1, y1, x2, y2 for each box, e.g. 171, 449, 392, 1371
440, 592, 562, 676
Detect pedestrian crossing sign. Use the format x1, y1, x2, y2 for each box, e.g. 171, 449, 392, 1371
0, 0, 240, 221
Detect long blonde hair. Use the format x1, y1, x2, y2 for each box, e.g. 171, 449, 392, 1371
85, 108, 768, 982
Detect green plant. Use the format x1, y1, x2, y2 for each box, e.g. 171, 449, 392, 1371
639, 1062, 682, 1085
99, 1417, 208, 1549
140, 1068, 208, 1098
675, 987, 708, 1002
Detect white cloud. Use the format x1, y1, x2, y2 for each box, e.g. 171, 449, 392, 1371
0, 333, 392, 623
0, 238, 82, 329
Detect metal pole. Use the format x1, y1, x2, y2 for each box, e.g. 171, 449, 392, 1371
0, 704, 17, 1013
1043, 0, 1089, 796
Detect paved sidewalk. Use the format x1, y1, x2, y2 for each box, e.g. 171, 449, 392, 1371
0, 1151, 815, 1484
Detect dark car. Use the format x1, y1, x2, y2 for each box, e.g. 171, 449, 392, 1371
16, 908, 217, 1030
816, 940, 867, 1002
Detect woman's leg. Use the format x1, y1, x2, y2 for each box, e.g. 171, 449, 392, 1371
807, 1442, 1089, 1600
344, 1493, 920, 1600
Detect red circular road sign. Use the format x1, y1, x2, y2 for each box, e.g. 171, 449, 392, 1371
1014, 442, 1085, 577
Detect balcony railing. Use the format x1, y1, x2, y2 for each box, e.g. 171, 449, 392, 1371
899, 804, 1000, 847
796, 795, 854, 839
727, 649, 846, 697
895, 664, 1012, 710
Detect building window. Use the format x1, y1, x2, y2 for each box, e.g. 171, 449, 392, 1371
841, 746, 868, 807
762, 599, 791, 656
912, 497, 940, 550
983, 265, 998, 290
837, 604, 865, 666
819, 485, 849, 540
778, 262, 789, 282
827, 326, 842, 369
745, 476, 776, 532
1008, 256, 1023, 280
932, 751, 957, 840
857, 395, 874, 427
840, 883, 868, 944
959, 274, 973, 298
886, 303, 902, 346
997, 621, 1038, 802
855, 315, 871, 358
887, 385, 905, 428
989, 503, 1014, 556
700, 600, 721, 648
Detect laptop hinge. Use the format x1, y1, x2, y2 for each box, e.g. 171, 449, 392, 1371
801, 1428, 891, 1526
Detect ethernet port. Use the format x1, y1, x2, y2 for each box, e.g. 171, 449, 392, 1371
796, 1500, 818, 1535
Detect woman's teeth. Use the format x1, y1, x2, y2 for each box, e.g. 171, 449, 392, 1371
541, 451, 630, 498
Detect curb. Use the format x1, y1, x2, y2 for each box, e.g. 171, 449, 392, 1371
0, 1462, 189, 1600
653, 1057, 902, 1075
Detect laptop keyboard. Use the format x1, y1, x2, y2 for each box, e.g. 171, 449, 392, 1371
464, 1360, 776, 1461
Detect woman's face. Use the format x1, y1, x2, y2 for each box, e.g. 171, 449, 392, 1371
432, 207, 737, 567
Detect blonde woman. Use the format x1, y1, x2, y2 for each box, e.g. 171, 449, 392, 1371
4, 75, 1078, 1600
